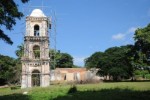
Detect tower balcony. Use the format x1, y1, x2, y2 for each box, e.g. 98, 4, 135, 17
21, 57, 50, 61
24, 36, 49, 41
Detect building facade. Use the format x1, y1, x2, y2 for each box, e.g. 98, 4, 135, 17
50, 68, 103, 83
21, 9, 51, 88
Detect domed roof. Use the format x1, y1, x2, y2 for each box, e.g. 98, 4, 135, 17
30, 9, 46, 17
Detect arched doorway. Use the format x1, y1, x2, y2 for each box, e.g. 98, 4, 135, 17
32, 70, 40, 87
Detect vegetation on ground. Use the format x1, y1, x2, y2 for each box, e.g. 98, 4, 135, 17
0, 82, 150, 100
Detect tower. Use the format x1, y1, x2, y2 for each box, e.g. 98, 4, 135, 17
21, 9, 51, 88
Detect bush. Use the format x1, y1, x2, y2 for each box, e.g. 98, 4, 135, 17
68, 85, 77, 94
141, 70, 149, 75
134, 70, 149, 75
134, 70, 141, 75
145, 74, 150, 79
134, 70, 149, 80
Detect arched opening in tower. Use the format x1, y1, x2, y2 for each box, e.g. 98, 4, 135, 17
34, 25, 40, 36
33, 45, 40, 59
32, 70, 40, 87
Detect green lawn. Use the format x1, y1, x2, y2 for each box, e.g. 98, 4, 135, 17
0, 82, 150, 100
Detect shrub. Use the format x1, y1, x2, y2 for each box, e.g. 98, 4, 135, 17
68, 85, 77, 94
145, 74, 150, 79
134, 70, 141, 75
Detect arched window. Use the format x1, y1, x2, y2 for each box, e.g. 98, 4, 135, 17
32, 70, 40, 86
33, 45, 40, 59
34, 25, 40, 36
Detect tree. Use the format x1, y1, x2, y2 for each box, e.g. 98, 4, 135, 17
49, 49, 59, 69
104, 45, 134, 80
85, 45, 134, 81
1, 44, 26, 85
0, 0, 29, 45
15, 44, 24, 59
0, 54, 20, 85
108, 67, 125, 81
85, 52, 104, 69
56, 53, 73, 68
134, 24, 150, 67
50, 50, 74, 68
134, 24, 150, 44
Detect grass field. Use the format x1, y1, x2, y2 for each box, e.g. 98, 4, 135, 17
0, 82, 150, 100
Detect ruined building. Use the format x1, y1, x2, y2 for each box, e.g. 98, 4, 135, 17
21, 9, 51, 88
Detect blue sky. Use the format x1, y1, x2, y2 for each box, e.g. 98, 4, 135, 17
0, 0, 150, 66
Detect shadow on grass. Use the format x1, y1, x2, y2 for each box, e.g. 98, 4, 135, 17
53, 88, 150, 100
0, 93, 30, 100
103, 80, 150, 83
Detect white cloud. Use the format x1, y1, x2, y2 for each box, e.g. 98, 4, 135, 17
127, 27, 137, 34
73, 56, 87, 67
112, 27, 137, 41
112, 33, 125, 40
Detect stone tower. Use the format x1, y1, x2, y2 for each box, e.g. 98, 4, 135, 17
21, 9, 51, 88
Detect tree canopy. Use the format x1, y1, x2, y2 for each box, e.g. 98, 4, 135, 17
133, 24, 150, 67
50, 50, 73, 68
15, 44, 24, 59
0, 0, 29, 45
85, 52, 104, 69
85, 45, 134, 81
0, 54, 21, 85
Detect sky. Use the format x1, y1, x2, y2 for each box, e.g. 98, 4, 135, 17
0, 0, 150, 66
